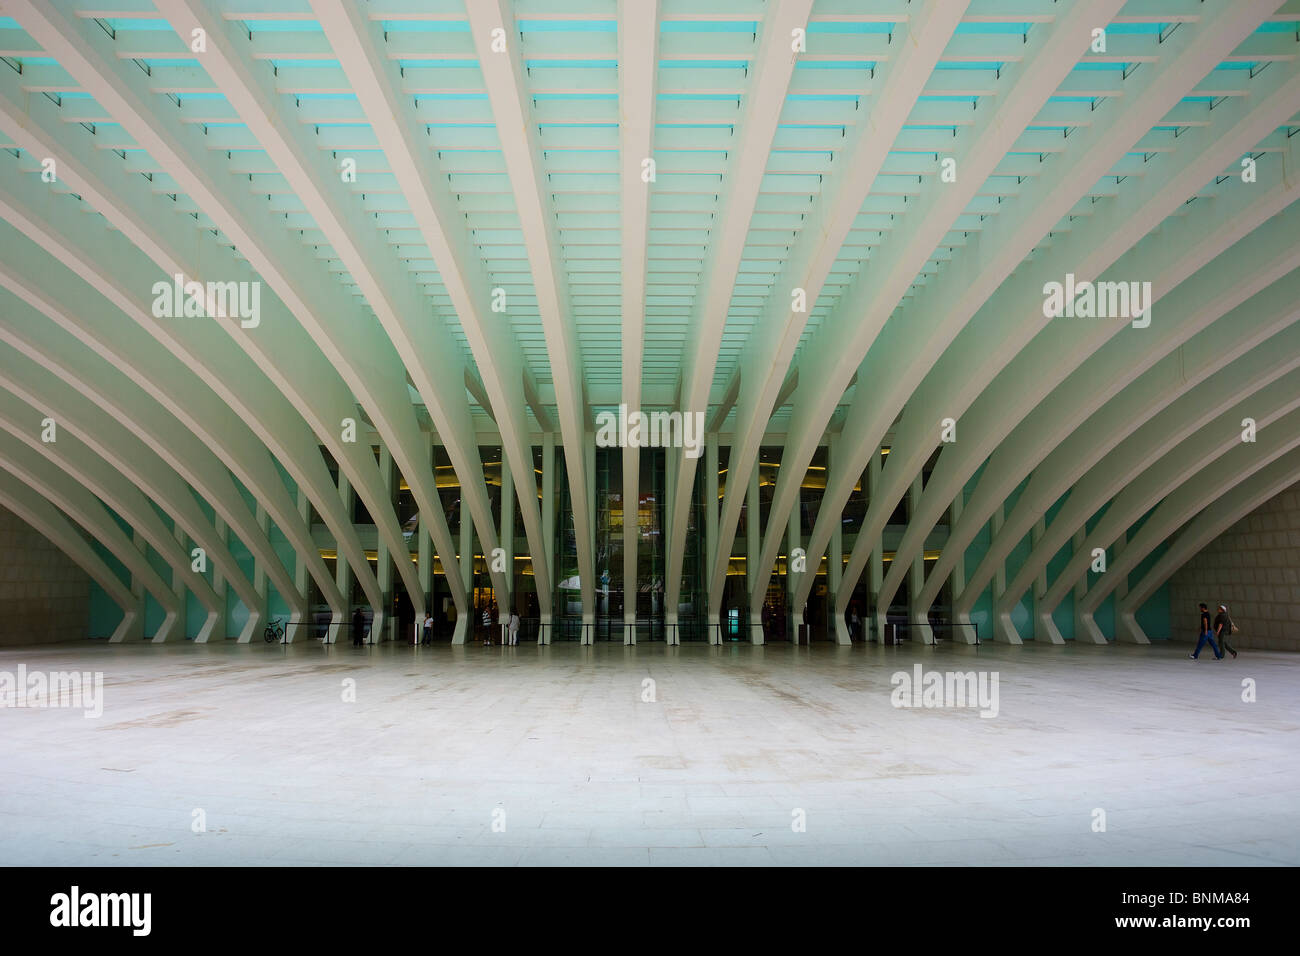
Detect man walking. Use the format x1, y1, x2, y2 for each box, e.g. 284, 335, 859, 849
1214, 603, 1238, 659
1190, 602, 1222, 660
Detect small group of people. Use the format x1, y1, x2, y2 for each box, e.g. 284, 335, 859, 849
1190, 602, 1239, 660
479, 602, 520, 646
411, 604, 520, 645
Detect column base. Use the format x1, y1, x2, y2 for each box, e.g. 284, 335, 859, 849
323, 610, 344, 645
829, 617, 851, 645
1115, 610, 1150, 644
235, 607, 264, 644
1074, 611, 1109, 645
952, 618, 979, 645
910, 619, 935, 646
109, 606, 143, 643
451, 614, 469, 645
285, 610, 306, 644
1033, 610, 1066, 644
195, 609, 223, 644
993, 609, 1024, 644
151, 608, 180, 644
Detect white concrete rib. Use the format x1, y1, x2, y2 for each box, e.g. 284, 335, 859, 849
8, 0, 450, 631
0, 387, 224, 642
618, 0, 659, 642
662, 0, 816, 626
759, 0, 1136, 631
312, 0, 556, 620
154, 0, 503, 626
0, 471, 142, 643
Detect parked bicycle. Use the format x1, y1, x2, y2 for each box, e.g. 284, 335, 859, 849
263, 618, 285, 643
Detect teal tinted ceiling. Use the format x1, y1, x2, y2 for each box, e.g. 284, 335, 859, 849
0, 0, 1297, 434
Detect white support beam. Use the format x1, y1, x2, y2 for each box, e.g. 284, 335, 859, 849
884, 47, 1300, 627
977, 282, 1300, 636
0, 388, 223, 642
0, 224, 312, 624
619, 0, 659, 643
710, 0, 970, 618
0, 439, 185, 643
0, 176, 350, 621
312, 0, 553, 615
155, 0, 497, 618
0, 310, 273, 642
0, 21, 396, 629
8, 0, 443, 623
821, 8, 1297, 627
1046, 378, 1300, 633
1073, 412, 1300, 641
1117, 452, 1300, 642
466, 0, 597, 623
663, 0, 816, 626
930, 132, 1300, 627
0, 472, 142, 643
765, 0, 1132, 622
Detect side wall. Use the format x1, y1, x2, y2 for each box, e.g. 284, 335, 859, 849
1168, 483, 1300, 652
0, 504, 91, 646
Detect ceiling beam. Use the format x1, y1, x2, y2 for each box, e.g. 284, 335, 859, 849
466, 0, 601, 626
0, 119, 367, 621
154, 0, 490, 618
761, 0, 1131, 624
313, 0, 555, 615
9, 0, 438, 625
661, 0, 816, 624
877, 46, 1300, 629
793, 0, 1283, 618
619, 0, 659, 638
707, 0, 970, 621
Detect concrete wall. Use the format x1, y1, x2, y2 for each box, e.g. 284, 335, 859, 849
1168, 483, 1300, 652
0, 504, 91, 646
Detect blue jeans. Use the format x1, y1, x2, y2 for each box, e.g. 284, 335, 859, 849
1193, 631, 1221, 659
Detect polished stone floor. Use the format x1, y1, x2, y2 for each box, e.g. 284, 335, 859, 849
0, 638, 1295, 866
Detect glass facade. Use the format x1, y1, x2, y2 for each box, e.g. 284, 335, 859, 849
294, 438, 947, 645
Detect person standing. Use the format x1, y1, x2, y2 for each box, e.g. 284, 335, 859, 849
508, 608, 520, 646
1214, 603, 1238, 659
1190, 602, 1222, 660
421, 611, 434, 646
850, 605, 862, 642
481, 604, 492, 646
351, 607, 364, 647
